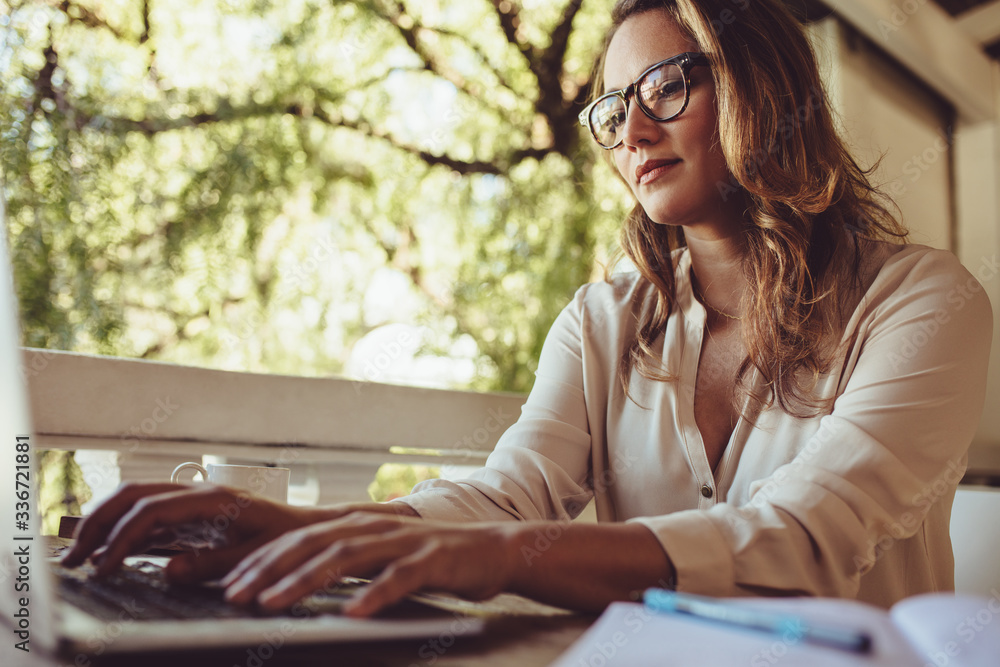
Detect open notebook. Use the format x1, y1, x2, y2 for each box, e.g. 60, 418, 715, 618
552, 592, 1000, 667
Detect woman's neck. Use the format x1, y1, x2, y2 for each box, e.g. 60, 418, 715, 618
686, 231, 747, 321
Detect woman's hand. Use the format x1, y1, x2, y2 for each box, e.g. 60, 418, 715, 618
63, 483, 673, 617
60, 482, 405, 583
218, 516, 673, 618
221, 513, 517, 617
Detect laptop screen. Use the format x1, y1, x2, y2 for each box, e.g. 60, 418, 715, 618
0, 191, 59, 653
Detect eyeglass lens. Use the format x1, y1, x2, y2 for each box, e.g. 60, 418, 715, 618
589, 61, 686, 148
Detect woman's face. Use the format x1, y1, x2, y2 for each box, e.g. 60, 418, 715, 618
603, 10, 740, 236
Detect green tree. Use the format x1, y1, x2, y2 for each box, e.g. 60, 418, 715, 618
1, 0, 632, 393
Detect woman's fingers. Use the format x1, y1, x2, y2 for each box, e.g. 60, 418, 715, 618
254, 532, 420, 611
64, 484, 512, 620
224, 523, 343, 603
164, 535, 276, 584
61, 483, 186, 567
222, 513, 406, 597
343, 545, 439, 617
223, 519, 511, 618
220, 526, 315, 591
91, 486, 266, 576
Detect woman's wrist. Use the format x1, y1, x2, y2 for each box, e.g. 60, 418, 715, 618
497, 521, 563, 597
495, 521, 676, 609
307, 499, 420, 523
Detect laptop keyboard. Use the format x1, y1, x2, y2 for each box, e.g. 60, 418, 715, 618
53, 560, 351, 621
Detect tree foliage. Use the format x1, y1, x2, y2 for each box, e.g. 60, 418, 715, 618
1, 0, 633, 394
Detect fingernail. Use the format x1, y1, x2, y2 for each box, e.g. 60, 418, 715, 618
342, 597, 368, 617
257, 580, 291, 607
225, 580, 250, 603
258, 588, 280, 607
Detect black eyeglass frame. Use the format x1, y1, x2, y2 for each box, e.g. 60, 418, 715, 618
578, 51, 710, 150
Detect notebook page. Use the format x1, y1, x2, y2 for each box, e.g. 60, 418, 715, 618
890, 592, 1000, 667
551, 599, 924, 667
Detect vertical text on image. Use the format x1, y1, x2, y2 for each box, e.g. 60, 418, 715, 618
12, 434, 33, 652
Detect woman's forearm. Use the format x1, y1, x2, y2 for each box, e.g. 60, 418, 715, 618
310, 499, 421, 523
502, 522, 675, 612
304, 503, 673, 612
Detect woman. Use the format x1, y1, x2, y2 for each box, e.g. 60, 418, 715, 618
63, 0, 992, 616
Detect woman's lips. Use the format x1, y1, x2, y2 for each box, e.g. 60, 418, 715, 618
636, 159, 681, 186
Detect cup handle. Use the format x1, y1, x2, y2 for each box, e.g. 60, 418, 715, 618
171, 462, 209, 484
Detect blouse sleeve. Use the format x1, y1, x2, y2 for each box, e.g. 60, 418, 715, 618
395, 283, 597, 522
629, 249, 994, 599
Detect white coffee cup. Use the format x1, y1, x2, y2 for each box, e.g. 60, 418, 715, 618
170, 462, 290, 503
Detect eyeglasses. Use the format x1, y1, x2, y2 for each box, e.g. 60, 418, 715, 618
579, 52, 710, 150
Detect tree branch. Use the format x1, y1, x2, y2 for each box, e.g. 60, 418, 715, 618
534, 0, 585, 155
129, 296, 246, 359
312, 109, 507, 175
367, 0, 488, 103
81, 95, 529, 175
538, 0, 584, 94
50, 0, 126, 40
140, 0, 151, 44
423, 25, 520, 96
489, 0, 535, 67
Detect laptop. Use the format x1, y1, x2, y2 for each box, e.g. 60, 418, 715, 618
0, 194, 484, 658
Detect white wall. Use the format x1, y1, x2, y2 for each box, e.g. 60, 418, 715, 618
814, 2, 1000, 476
813, 18, 953, 249
954, 79, 1000, 472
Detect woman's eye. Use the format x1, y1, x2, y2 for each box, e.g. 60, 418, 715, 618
652, 80, 683, 100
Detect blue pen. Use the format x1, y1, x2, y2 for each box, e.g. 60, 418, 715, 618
643, 589, 872, 654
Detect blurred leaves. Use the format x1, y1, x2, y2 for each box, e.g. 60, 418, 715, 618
0, 0, 633, 392
37, 449, 91, 535
368, 463, 439, 502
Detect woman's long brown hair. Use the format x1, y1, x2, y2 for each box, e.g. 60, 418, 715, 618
595, 0, 907, 416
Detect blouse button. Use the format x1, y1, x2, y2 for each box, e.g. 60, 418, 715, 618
701, 484, 714, 499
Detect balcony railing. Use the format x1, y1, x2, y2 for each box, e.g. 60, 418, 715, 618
22, 348, 526, 506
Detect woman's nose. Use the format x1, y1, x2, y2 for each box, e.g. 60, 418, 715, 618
619, 100, 660, 149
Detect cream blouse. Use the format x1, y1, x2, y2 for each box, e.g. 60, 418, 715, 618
398, 244, 993, 608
